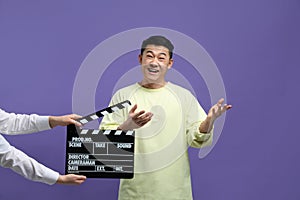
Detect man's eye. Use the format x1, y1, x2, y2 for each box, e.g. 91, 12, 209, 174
146, 55, 153, 58
159, 57, 165, 60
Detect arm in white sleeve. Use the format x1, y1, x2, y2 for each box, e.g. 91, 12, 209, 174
0, 134, 59, 185
0, 108, 51, 135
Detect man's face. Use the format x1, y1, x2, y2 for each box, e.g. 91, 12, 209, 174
139, 45, 173, 86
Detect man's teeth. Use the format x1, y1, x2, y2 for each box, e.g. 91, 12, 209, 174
148, 68, 158, 72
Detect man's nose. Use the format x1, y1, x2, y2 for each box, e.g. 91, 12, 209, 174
150, 57, 159, 66
149, 62, 159, 68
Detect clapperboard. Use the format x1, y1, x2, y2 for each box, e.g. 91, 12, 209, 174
65, 100, 135, 179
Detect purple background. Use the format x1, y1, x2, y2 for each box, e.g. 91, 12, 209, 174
0, 1, 299, 199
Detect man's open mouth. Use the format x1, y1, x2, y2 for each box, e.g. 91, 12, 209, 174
148, 68, 159, 73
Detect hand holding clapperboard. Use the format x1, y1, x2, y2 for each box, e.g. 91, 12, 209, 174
65, 100, 135, 178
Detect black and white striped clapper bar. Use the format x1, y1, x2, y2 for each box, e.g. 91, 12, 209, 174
65, 100, 134, 179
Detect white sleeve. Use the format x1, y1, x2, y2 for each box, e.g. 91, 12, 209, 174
0, 108, 51, 135
0, 134, 59, 185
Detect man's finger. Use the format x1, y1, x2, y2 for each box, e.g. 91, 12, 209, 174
129, 104, 138, 114
226, 105, 232, 110
71, 119, 82, 127
217, 98, 224, 106
136, 112, 153, 121
132, 110, 146, 120
70, 114, 82, 119
134, 112, 152, 123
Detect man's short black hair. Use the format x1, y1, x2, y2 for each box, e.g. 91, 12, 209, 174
141, 35, 174, 58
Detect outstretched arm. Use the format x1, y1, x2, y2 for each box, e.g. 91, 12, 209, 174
0, 108, 82, 135
199, 98, 232, 133
0, 135, 86, 185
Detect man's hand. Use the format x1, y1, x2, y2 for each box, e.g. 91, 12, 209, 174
49, 114, 82, 128
199, 98, 232, 133
207, 98, 232, 121
56, 174, 86, 185
118, 104, 153, 130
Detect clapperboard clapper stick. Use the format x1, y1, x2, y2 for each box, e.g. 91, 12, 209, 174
65, 100, 135, 179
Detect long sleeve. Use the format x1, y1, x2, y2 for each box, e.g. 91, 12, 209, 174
0, 108, 51, 135
0, 108, 59, 184
185, 92, 213, 148
0, 134, 59, 185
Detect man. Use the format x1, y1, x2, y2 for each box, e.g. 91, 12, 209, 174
0, 108, 86, 185
100, 36, 232, 199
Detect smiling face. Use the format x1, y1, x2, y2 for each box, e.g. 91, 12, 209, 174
139, 45, 173, 89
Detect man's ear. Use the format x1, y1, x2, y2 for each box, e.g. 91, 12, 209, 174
168, 59, 174, 69
138, 54, 142, 64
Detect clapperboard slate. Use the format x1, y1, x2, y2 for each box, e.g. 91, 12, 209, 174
65, 100, 135, 179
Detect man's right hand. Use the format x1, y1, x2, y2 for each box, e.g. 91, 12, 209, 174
118, 104, 153, 130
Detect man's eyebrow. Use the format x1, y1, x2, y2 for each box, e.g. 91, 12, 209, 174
145, 50, 167, 56
145, 50, 154, 54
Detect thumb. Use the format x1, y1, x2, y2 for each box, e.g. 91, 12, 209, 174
129, 104, 138, 114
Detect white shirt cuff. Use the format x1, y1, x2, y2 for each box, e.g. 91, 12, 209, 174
36, 116, 51, 131
44, 170, 60, 185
